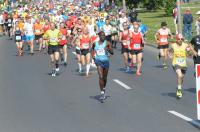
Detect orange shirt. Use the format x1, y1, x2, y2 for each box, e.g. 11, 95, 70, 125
34, 23, 43, 35
18, 22, 24, 30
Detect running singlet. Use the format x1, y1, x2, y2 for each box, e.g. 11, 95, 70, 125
80, 35, 90, 49
34, 23, 43, 35
130, 32, 143, 50
121, 31, 130, 48
45, 29, 61, 46
15, 30, 22, 41
94, 41, 108, 61
59, 28, 67, 45
43, 25, 50, 33
157, 28, 170, 45
172, 43, 188, 67
24, 23, 34, 36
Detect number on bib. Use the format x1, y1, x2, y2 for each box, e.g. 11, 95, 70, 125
176, 58, 185, 65
160, 38, 168, 43
83, 43, 89, 49
16, 36, 21, 41
134, 44, 141, 49
50, 38, 57, 42
96, 49, 105, 56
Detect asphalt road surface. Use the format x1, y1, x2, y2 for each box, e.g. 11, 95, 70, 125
0, 36, 200, 132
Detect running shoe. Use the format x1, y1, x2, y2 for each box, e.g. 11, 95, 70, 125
163, 64, 168, 69
55, 67, 60, 72
100, 91, 106, 101
51, 69, 56, 77
176, 89, 182, 99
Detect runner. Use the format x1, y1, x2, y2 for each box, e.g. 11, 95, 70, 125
44, 22, 61, 76
119, 22, 131, 72
129, 23, 144, 76
72, 28, 82, 73
103, 18, 112, 43
15, 22, 23, 56
169, 34, 195, 98
92, 31, 113, 101
6, 14, 13, 39
155, 22, 172, 69
110, 14, 119, 48
24, 17, 34, 55
59, 22, 68, 66
78, 28, 92, 77
34, 19, 44, 52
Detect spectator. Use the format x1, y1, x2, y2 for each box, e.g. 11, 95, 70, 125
183, 8, 193, 41
172, 6, 178, 34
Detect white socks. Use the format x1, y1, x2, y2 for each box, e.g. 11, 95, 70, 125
86, 64, 90, 75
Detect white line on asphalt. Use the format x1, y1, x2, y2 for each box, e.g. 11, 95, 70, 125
168, 110, 200, 128
113, 79, 132, 90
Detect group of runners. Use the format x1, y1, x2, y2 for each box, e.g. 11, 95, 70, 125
0, 0, 200, 101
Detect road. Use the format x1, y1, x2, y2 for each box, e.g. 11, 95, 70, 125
0, 36, 199, 132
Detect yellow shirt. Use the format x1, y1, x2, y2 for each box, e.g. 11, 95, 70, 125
172, 42, 188, 67
45, 29, 61, 46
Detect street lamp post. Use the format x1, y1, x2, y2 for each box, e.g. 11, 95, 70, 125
177, 0, 182, 34
122, 0, 126, 12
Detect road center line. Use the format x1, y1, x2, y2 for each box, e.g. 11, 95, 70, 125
113, 79, 132, 90
168, 110, 200, 128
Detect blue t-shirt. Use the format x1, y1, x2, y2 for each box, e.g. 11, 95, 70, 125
96, 21, 105, 32
139, 24, 148, 34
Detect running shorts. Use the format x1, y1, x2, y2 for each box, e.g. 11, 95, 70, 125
130, 50, 143, 55
35, 34, 43, 40
26, 35, 35, 41
121, 47, 129, 54
81, 49, 90, 56
94, 59, 109, 69
158, 45, 169, 49
48, 45, 59, 55
76, 49, 81, 55
172, 65, 187, 74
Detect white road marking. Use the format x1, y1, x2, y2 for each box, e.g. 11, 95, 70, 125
113, 79, 132, 90
168, 110, 200, 128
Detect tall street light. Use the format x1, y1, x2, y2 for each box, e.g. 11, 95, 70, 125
177, 0, 182, 34
122, 0, 126, 12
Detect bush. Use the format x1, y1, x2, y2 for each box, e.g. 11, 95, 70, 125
164, 0, 176, 16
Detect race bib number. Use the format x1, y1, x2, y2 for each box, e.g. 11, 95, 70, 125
50, 38, 57, 42
8, 24, 12, 27
16, 36, 21, 41
123, 40, 130, 46
35, 30, 40, 33
83, 43, 89, 49
96, 49, 105, 56
176, 58, 185, 65
160, 38, 168, 43
198, 49, 200, 56
134, 44, 141, 49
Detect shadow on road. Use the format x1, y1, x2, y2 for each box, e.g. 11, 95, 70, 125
184, 88, 196, 94
90, 95, 110, 103
161, 92, 177, 99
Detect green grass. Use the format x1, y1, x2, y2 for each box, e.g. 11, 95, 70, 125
138, 3, 200, 45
